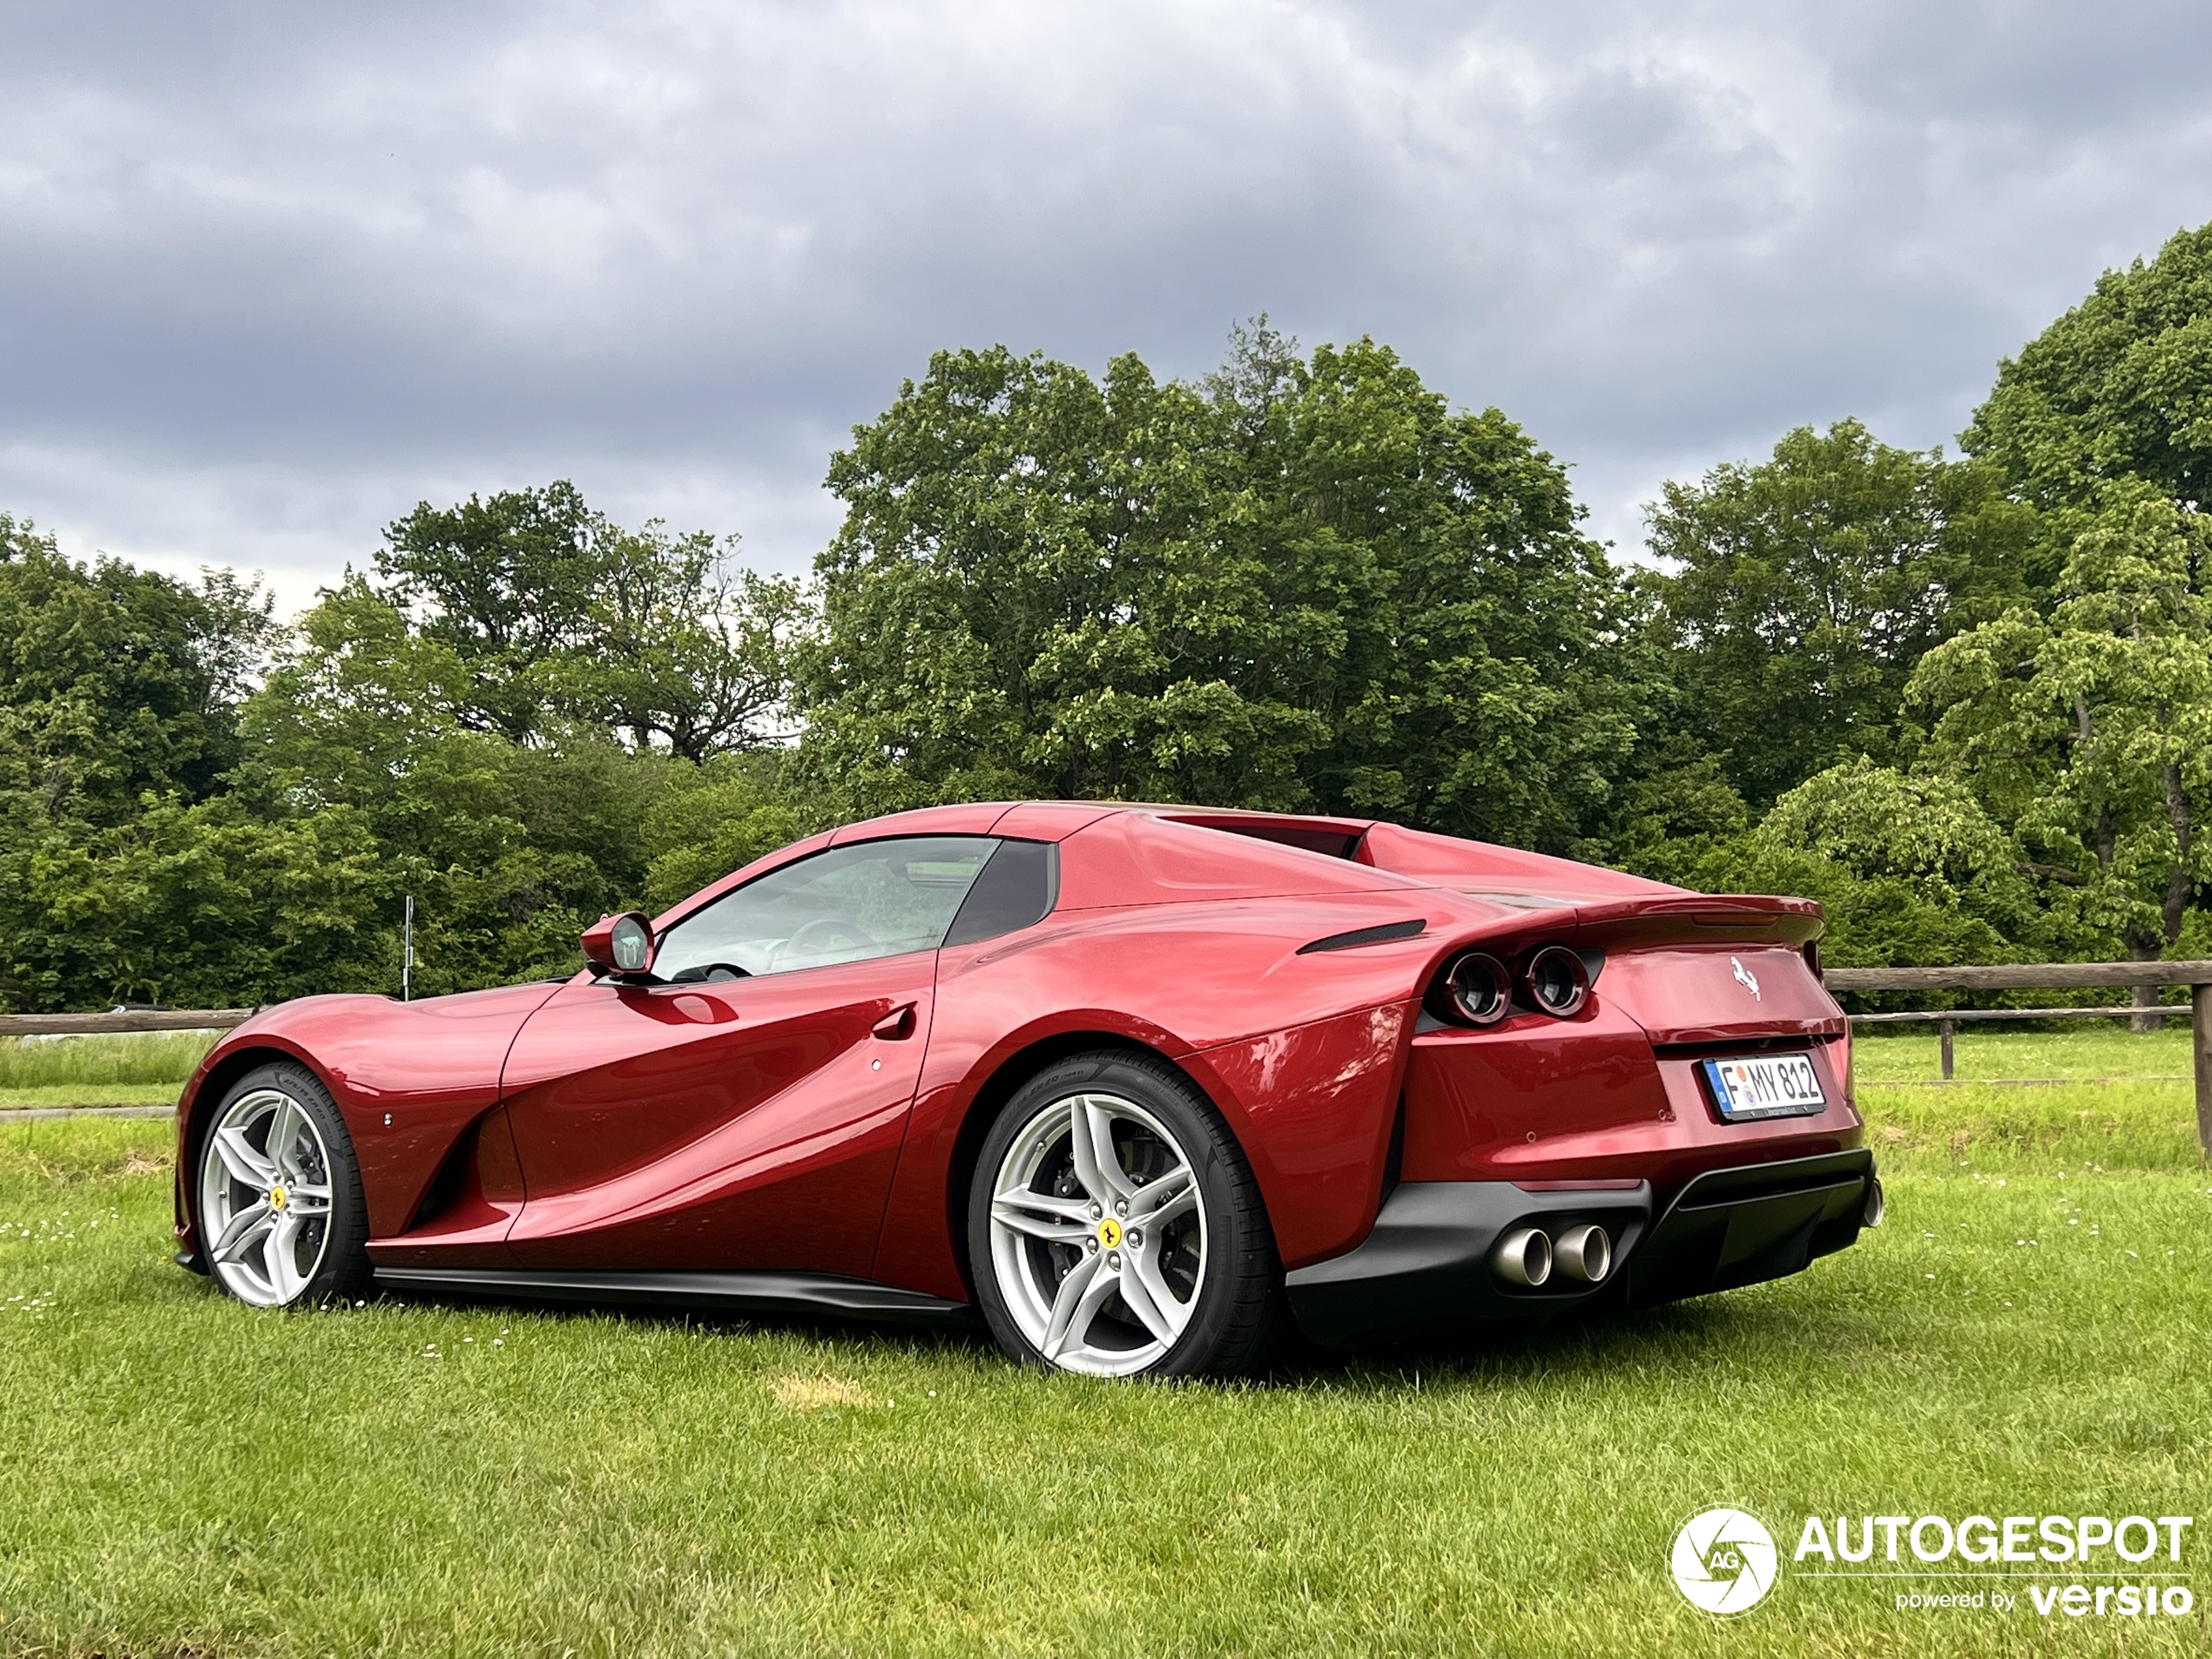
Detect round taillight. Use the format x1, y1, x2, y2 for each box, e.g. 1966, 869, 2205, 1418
1524, 945, 1589, 1018
1435, 952, 1512, 1027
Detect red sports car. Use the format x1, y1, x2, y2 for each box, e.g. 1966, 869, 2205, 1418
175, 802, 1878, 1376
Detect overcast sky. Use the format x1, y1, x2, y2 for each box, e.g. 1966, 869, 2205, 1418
4, 1, 2210, 615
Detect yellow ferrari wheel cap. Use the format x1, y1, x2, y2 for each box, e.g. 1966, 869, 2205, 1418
1096, 1217, 1123, 1249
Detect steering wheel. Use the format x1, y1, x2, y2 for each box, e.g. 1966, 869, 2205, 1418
774, 916, 879, 969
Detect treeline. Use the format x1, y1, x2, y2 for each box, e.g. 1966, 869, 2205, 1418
4, 225, 2210, 1011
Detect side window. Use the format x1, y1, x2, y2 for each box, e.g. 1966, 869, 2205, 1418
653, 836, 995, 981
943, 840, 1058, 947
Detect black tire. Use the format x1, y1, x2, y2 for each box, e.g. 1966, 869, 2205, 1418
967, 1049, 1282, 1378
195, 1061, 374, 1308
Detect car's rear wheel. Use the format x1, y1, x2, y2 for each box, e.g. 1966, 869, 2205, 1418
195, 1062, 371, 1308
968, 1051, 1281, 1378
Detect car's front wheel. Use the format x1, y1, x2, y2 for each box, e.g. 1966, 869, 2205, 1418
195, 1062, 372, 1308
968, 1051, 1281, 1378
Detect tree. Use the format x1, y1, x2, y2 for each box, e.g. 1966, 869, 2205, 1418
0, 514, 276, 824
797, 330, 1642, 851
239, 581, 685, 995
1927, 217, 2212, 995
0, 794, 390, 1009
1908, 490, 2212, 979
375, 482, 603, 744
1641, 421, 2031, 808
377, 483, 797, 759
584, 532, 806, 763
1965, 219, 2212, 590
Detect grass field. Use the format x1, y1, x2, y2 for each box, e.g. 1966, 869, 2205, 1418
1, 1034, 2207, 1655
0, 1033, 214, 1110
1853, 1025, 2203, 1170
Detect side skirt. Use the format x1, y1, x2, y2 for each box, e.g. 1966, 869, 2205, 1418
372, 1265, 974, 1325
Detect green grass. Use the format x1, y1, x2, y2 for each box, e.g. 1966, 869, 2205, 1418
1854, 1024, 2203, 1169
1, 1050, 2207, 1655
0, 1032, 212, 1109
1853, 1022, 2197, 1085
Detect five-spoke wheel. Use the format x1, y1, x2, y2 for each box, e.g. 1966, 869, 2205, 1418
969, 1052, 1281, 1378
195, 1064, 369, 1308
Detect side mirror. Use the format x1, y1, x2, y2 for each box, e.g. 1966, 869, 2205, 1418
582, 911, 655, 976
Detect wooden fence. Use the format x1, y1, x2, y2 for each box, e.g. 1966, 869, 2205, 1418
1826, 961, 2212, 1154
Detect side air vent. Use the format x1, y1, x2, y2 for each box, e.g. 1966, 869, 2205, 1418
1298, 918, 1427, 954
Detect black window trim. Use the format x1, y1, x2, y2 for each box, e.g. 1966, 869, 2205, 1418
941, 837, 1060, 950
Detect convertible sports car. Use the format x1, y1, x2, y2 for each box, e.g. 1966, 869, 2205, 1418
175, 801, 1879, 1377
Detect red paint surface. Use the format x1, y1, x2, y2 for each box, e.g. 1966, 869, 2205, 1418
498, 954, 936, 1273
176, 803, 1864, 1300
1184, 1000, 1413, 1266
176, 981, 561, 1245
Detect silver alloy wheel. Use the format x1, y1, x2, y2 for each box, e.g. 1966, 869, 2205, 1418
198, 1087, 336, 1306
988, 1090, 1208, 1376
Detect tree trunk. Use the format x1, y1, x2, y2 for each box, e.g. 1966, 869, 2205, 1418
2134, 763, 2200, 1035
2129, 981, 2163, 1035
2123, 934, 2166, 1034
2163, 761, 2194, 948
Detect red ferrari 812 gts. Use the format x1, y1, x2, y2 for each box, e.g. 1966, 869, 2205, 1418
175, 802, 1880, 1376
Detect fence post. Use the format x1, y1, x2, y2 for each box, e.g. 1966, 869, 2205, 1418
2195, 982, 2211, 1157
1939, 1018, 1954, 1082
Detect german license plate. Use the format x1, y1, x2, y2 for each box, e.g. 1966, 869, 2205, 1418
1701, 1054, 1827, 1121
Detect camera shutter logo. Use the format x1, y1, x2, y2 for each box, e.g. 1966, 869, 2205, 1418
1670, 1507, 1778, 1615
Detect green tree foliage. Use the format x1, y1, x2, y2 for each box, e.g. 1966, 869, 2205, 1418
1909, 220, 2212, 972
0, 519, 316, 1009
378, 482, 802, 760
1726, 759, 2042, 972
0, 493, 821, 1008
1641, 420, 2031, 808
6, 796, 389, 1008
1910, 491, 2212, 963
1966, 220, 2212, 586
239, 495, 814, 994
0, 515, 276, 822
798, 327, 1642, 851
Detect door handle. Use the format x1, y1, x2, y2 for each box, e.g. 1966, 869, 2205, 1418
873, 1002, 917, 1041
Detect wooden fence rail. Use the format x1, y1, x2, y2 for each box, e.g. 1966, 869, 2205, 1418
1824, 961, 2212, 992
1826, 961, 2212, 1155
0, 1008, 256, 1038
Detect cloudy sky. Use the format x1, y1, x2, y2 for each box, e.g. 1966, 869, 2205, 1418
5, 1, 2210, 614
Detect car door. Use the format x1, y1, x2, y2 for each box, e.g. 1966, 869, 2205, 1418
498, 836, 996, 1277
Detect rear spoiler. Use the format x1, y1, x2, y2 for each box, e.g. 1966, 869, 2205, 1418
1408, 893, 1823, 988
1567, 894, 1824, 951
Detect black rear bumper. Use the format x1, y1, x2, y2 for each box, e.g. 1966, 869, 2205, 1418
1285, 1149, 1877, 1345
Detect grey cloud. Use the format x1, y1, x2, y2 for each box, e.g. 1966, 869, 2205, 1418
2, 0, 2209, 611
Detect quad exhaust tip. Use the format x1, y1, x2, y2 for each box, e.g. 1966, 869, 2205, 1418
1494, 1223, 1613, 1288
1553, 1223, 1612, 1284
1493, 1226, 1553, 1288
